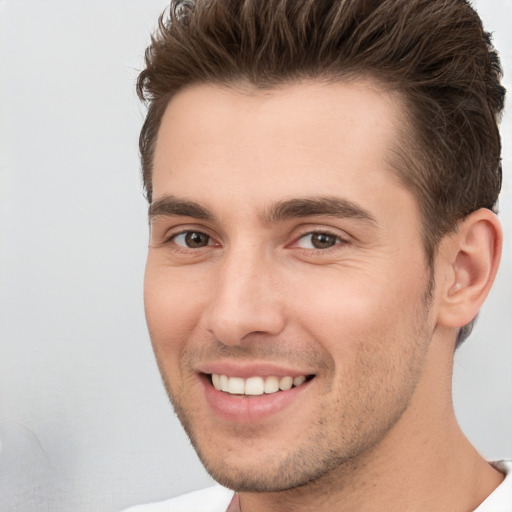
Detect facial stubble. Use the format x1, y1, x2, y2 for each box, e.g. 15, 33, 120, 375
152, 273, 436, 495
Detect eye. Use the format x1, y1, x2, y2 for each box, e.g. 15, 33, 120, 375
296, 232, 341, 250
171, 231, 212, 248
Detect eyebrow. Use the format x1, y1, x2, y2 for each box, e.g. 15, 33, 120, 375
149, 195, 215, 221
265, 196, 377, 225
149, 194, 377, 226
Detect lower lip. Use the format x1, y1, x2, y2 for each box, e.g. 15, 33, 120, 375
201, 375, 312, 423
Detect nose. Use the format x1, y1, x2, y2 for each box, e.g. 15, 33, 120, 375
203, 246, 286, 346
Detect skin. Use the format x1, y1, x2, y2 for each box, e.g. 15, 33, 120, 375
144, 80, 503, 511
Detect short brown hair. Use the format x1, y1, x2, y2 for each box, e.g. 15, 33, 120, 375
137, 0, 505, 344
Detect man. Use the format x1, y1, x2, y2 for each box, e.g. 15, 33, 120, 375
124, 0, 510, 510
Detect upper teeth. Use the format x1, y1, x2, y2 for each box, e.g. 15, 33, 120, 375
212, 374, 307, 395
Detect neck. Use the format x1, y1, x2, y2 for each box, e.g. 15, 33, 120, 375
238, 333, 503, 512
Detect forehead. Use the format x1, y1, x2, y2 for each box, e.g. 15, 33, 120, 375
152, 80, 412, 217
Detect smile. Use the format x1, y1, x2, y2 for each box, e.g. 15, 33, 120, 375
201, 370, 315, 422
211, 374, 309, 396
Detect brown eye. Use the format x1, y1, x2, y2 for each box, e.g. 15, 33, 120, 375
309, 232, 338, 249
173, 231, 211, 248
295, 231, 341, 250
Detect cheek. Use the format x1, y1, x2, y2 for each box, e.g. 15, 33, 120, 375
290, 264, 429, 358
144, 269, 211, 405
291, 269, 432, 430
143, 263, 207, 359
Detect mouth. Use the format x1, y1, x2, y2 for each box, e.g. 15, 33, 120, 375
208, 373, 315, 396
199, 369, 316, 423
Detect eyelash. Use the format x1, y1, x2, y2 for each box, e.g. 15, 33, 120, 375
291, 230, 348, 253
163, 228, 348, 255
165, 230, 216, 250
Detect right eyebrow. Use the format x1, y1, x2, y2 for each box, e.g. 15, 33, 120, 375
148, 195, 215, 222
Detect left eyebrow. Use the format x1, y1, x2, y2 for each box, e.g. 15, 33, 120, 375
264, 196, 377, 226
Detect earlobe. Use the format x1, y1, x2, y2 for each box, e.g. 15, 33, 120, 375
437, 208, 502, 330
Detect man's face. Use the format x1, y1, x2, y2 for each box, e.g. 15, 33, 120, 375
145, 81, 438, 492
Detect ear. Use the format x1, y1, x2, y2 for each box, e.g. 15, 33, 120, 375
436, 208, 502, 331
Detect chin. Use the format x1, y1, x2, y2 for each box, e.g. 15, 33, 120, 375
190, 432, 351, 493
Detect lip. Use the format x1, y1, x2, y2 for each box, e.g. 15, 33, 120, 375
198, 361, 312, 379
199, 371, 313, 424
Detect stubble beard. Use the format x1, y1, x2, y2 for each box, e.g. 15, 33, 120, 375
155, 273, 436, 494
164, 364, 426, 495
157, 337, 433, 493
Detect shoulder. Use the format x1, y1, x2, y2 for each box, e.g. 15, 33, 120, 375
474, 460, 512, 512
120, 485, 234, 512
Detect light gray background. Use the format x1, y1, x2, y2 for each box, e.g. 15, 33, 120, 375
0, 1, 510, 511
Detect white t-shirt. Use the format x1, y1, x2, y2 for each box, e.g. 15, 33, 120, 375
474, 461, 512, 512
122, 460, 512, 512
121, 485, 233, 512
